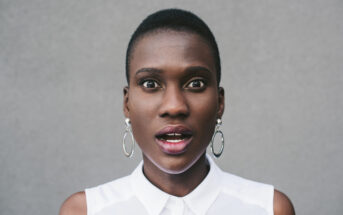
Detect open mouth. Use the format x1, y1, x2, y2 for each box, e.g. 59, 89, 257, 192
155, 126, 193, 154
156, 132, 192, 143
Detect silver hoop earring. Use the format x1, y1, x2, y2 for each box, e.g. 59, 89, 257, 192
210, 118, 224, 158
122, 118, 135, 158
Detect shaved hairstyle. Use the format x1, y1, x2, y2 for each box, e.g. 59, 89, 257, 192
125, 8, 221, 86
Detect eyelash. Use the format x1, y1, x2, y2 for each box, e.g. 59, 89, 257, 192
139, 78, 206, 90
186, 79, 206, 89
143, 80, 160, 88
139, 79, 161, 89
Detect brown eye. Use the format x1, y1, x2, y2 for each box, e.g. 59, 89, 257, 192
187, 79, 205, 88
142, 80, 159, 88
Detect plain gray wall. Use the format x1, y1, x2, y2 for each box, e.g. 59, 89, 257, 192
1, 0, 342, 214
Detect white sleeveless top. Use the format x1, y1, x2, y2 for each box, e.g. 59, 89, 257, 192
85, 155, 274, 215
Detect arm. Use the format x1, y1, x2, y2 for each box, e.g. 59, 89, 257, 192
273, 189, 295, 215
59, 191, 87, 215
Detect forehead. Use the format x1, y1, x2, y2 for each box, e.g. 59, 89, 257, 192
129, 30, 216, 75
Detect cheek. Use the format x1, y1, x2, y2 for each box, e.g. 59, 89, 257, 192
189, 90, 218, 121
187, 91, 218, 140
129, 91, 161, 116
128, 91, 160, 140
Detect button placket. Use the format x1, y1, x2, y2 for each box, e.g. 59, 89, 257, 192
169, 196, 184, 215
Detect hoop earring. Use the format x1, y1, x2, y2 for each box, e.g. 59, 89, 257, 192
210, 118, 224, 158
122, 118, 135, 158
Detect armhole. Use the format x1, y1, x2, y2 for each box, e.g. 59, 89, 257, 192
269, 186, 275, 215
85, 188, 93, 215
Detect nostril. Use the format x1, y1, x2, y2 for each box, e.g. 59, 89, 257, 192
158, 86, 190, 118
159, 110, 189, 118
159, 100, 189, 117
158, 97, 189, 118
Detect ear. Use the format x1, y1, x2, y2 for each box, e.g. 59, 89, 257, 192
123, 86, 130, 118
217, 87, 225, 119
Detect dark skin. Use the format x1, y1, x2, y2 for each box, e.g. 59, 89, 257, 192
124, 31, 223, 196
60, 30, 295, 215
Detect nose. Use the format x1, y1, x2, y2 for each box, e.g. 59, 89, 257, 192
158, 85, 189, 118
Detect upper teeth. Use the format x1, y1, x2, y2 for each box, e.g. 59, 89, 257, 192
166, 133, 182, 136
166, 139, 182, 143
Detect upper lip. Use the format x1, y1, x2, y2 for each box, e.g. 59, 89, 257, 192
155, 125, 193, 138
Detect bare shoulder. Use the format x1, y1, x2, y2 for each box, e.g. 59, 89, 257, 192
273, 189, 295, 215
59, 191, 87, 215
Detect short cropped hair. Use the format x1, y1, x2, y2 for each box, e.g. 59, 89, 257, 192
125, 8, 221, 85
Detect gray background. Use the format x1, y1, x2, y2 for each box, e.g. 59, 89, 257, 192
1, 0, 342, 214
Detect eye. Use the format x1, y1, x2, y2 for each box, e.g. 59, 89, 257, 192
187, 79, 205, 88
142, 80, 160, 89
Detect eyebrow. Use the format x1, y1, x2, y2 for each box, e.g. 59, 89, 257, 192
135, 68, 163, 76
135, 66, 212, 76
184, 66, 212, 75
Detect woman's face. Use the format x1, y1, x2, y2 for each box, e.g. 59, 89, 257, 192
124, 30, 224, 174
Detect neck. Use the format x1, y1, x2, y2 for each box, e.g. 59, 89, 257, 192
142, 153, 210, 197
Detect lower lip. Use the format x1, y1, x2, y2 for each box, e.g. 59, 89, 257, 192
155, 137, 193, 155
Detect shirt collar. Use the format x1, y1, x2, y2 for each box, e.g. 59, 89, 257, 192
183, 155, 221, 215
130, 154, 222, 215
130, 162, 169, 215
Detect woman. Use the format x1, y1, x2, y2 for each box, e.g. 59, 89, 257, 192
60, 9, 295, 215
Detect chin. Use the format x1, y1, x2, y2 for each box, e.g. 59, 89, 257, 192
160, 164, 192, 175
151, 152, 204, 175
